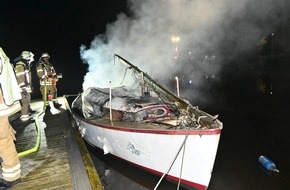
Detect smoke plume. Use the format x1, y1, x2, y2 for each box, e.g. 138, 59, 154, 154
80, 0, 289, 96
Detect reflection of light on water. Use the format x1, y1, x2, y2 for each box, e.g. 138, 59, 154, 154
105, 169, 110, 176
20, 158, 44, 178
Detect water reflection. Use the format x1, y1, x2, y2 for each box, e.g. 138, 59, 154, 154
86, 144, 188, 190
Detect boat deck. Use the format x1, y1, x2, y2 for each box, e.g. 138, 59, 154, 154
8, 97, 103, 190
90, 118, 174, 130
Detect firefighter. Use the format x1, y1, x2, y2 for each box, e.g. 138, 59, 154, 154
36, 52, 58, 103
0, 47, 22, 189
14, 51, 34, 122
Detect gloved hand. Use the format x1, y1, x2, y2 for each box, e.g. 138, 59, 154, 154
22, 91, 28, 96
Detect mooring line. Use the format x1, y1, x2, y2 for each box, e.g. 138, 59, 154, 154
177, 138, 187, 190
154, 134, 189, 190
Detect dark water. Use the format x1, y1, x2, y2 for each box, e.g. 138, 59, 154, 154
87, 144, 188, 190
208, 92, 290, 190
84, 57, 290, 190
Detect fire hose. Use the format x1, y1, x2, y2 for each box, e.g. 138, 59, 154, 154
17, 80, 47, 157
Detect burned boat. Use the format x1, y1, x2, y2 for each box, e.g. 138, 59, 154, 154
71, 54, 223, 190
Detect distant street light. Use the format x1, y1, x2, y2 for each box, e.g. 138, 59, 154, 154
171, 36, 180, 58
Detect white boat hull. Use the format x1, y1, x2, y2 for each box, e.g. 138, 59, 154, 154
73, 115, 222, 190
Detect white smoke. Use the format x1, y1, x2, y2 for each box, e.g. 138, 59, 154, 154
80, 0, 289, 92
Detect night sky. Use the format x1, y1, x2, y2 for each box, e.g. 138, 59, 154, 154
0, 0, 128, 98
1, 0, 290, 100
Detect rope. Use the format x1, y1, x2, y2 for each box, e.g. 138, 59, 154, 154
177, 138, 186, 190
153, 134, 189, 190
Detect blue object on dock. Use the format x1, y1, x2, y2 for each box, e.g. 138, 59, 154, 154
259, 155, 279, 172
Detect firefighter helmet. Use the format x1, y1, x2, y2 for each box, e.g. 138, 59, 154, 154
41, 52, 50, 59
21, 51, 34, 62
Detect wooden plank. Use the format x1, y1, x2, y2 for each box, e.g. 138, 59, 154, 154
8, 98, 102, 190
11, 105, 73, 190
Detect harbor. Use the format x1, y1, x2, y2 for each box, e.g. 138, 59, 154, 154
1, 1, 289, 189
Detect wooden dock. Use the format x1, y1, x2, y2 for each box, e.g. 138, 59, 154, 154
8, 97, 103, 190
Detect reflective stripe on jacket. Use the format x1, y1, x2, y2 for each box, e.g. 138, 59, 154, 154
14, 61, 32, 93
37, 62, 57, 86
0, 48, 21, 116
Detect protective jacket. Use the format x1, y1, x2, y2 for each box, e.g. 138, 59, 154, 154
14, 60, 32, 93
14, 57, 33, 121
37, 61, 57, 86
0, 48, 21, 115
37, 59, 58, 100
0, 47, 21, 182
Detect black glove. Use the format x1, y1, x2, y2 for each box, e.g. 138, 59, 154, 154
22, 91, 28, 96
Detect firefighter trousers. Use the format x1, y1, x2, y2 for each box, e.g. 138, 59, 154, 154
20, 92, 31, 121
0, 116, 21, 182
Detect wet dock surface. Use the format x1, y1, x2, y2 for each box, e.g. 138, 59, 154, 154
9, 98, 102, 190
